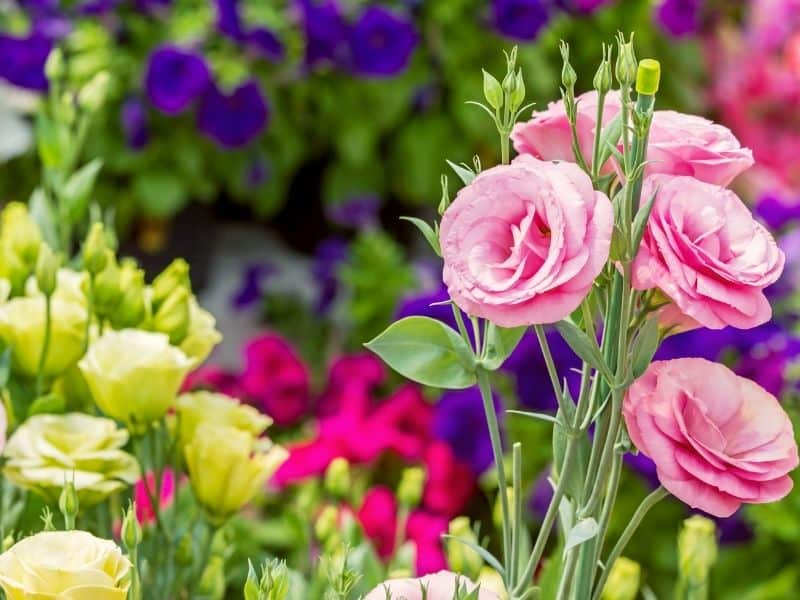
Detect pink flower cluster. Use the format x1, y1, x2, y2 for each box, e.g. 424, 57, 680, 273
437, 85, 798, 515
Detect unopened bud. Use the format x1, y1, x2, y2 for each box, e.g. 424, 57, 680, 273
151, 258, 190, 309
446, 517, 483, 579
112, 263, 146, 328
78, 70, 111, 111
635, 58, 661, 96
45, 48, 64, 82
2, 535, 14, 552
601, 557, 640, 600
82, 223, 108, 275
615, 32, 637, 86
510, 69, 525, 112
397, 466, 425, 508
324, 457, 351, 499
678, 515, 717, 586
493, 487, 514, 531
3, 202, 42, 269
176, 532, 194, 566
482, 70, 503, 111
197, 556, 225, 600
314, 505, 339, 542
152, 286, 191, 345
58, 480, 79, 528
593, 45, 613, 95
35, 243, 60, 297
559, 41, 577, 90
121, 501, 142, 550
93, 251, 122, 314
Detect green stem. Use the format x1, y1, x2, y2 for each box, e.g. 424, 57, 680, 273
83, 276, 95, 354
35, 294, 52, 398
556, 546, 580, 600
510, 442, 522, 585
477, 367, 511, 583
533, 325, 565, 412
592, 487, 669, 600
501, 131, 510, 165
591, 92, 607, 180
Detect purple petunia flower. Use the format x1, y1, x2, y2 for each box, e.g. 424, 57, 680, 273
0, 33, 52, 91
755, 193, 800, 231
144, 45, 210, 115
121, 97, 150, 150
231, 262, 275, 310
491, 0, 551, 42
197, 80, 269, 148
214, 0, 284, 60
554, 0, 613, 13
312, 237, 348, 314
348, 6, 418, 77
433, 388, 501, 475
214, 0, 245, 40
655, 0, 703, 37
297, 0, 349, 68
78, 0, 122, 15
248, 28, 285, 62
326, 195, 380, 229
243, 155, 271, 188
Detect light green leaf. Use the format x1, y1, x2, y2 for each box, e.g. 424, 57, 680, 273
29, 188, 58, 250
482, 323, 526, 370
446, 159, 476, 186
441, 534, 504, 576
564, 518, 599, 554
631, 187, 658, 256
597, 113, 622, 167
555, 320, 613, 382
630, 316, 660, 379
365, 317, 477, 389
400, 216, 441, 256
61, 159, 103, 223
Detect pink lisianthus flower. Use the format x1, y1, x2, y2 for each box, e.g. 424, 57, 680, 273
632, 175, 784, 330
134, 469, 175, 525
240, 334, 310, 426
623, 358, 798, 518
364, 571, 500, 600
512, 90, 753, 186
440, 155, 613, 327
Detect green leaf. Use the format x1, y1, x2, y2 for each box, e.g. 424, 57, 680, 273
133, 170, 188, 219
400, 216, 441, 256
482, 323, 526, 370
554, 320, 613, 382
596, 113, 623, 167
630, 316, 660, 379
552, 395, 590, 503
507, 409, 560, 425
60, 159, 103, 224
29, 188, 59, 250
442, 534, 504, 576
365, 317, 477, 389
564, 518, 599, 553
36, 111, 70, 170
631, 187, 658, 257
446, 159, 476, 186
482, 69, 503, 111
0, 346, 11, 389
27, 393, 66, 417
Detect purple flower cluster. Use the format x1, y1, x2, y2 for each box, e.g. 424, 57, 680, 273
214, 0, 285, 62
491, 0, 611, 42
655, 0, 703, 37
297, 0, 418, 78
143, 44, 269, 149
0, 33, 53, 91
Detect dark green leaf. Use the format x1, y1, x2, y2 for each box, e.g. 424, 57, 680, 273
630, 315, 660, 379
400, 216, 441, 256
365, 317, 477, 388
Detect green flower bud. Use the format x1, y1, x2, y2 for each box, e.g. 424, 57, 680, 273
492, 487, 514, 531
593, 44, 613, 95
482, 70, 503, 111
78, 71, 111, 112
635, 59, 661, 96
197, 556, 225, 600
2, 535, 14, 552
121, 501, 142, 550
175, 532, 194, 567
678, 515, 717, 586
2, 202, 42, 270
82, 223, 108, 275
111, 263, 146, 329
615, 33, 637, 86
244, 561, 261, 600
559, 41, 577, 90
324, 457, 351, 499
314, 505, 339, 542
58, 479, 79, 528
35, 243, 60, 298
601, 557, 640, 600
93, 251, 123, 315
151, 286, 191, 345
446, 517, 483, 579
246, 559, 290, 600
151, 258, 190, 310
45, 48, 64, 82
397, 466, 425, 508
510, 69, 526, 112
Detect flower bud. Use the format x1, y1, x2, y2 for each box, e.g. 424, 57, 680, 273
615, 33, 637, 86
397, 466, 425, 508
111, 262, 146, 328
493, 487, 514, 531
635, 58, 661, 96
478, 567, 507, 600
677, 515, 717, 586
82, 223, 108, 275
35, 243, 60, 298
58, 479, 79, 528
482, 70, 503, 111
78, 70, 111, 112
510, 69, 526, 112
121, 501, 143, 550
314, 505, 339, 542
593, 45, 613, 95
45, 48, 64, 82
2, 202, 42, 270
559, 41, 577, 90
151, 286, 191, 345
324, 457, 351, 499
2, 535, 14, 552
175, 532, 194, 566
197, 556, 225, 600
151, 258, 190, 310
93, 251, 124, 314
446, 517, 483, 579
601, 557, 640, 600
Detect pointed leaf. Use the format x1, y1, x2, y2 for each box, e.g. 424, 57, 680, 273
400, 216, 441, 256
630, 315, 660, 379
482, 323, 526, 370
507, 409, 560, 425
597, 113, 623, 167
554, 320, 613, 381
61, 159, 103, 223
446, 159, 476, 186
441, 534, 504, 576
564, 518, 599, 554
632, 187, 658, 256
0, 346, 11, 389
28, 188, 59, 249
365, 317, 477, 388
